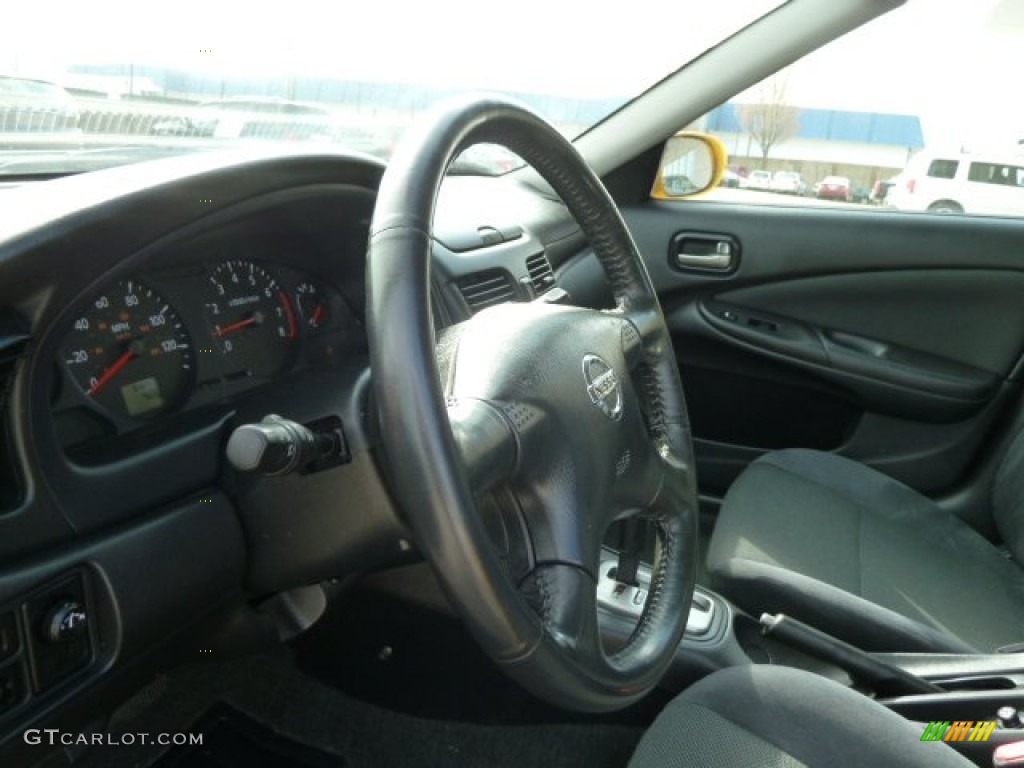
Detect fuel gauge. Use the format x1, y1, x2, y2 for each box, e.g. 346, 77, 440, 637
296, 281, 329, 330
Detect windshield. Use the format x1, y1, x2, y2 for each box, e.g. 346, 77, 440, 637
2, 0, 782, 177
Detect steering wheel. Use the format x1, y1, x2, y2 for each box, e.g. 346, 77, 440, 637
367, 95, 698, 712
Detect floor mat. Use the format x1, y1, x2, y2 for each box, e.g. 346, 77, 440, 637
155, 702, 343, 768
292, 586, 672, 727
77, 653, 644, 768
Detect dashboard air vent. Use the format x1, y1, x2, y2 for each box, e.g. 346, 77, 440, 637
457, 270, 517, 313
525, 252, 556, 294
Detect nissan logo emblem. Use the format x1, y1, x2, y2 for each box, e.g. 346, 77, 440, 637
582, 354, 623, 421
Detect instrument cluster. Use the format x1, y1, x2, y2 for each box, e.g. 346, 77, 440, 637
52, 258, 359, 447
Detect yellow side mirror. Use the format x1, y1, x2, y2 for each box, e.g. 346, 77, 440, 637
652, 132, 728, 199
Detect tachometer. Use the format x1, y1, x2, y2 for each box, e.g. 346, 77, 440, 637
205, 260, 297, 377
61, 280, 194, 419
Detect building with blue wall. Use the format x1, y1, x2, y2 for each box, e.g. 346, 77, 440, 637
698, 103, 924, 187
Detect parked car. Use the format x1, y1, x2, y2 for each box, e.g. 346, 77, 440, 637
870, 177, 896, 204
0, 75, 80, 134
770, 170, 806, 195
850, 184, 870, 203
719, 168, 741, 187
663, 174, 699, 195
887, 149, 1024, 215
742, 169, 773, 190
816, 175, 852, 201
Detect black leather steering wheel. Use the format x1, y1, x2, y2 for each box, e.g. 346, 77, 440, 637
367, 95, 698, 712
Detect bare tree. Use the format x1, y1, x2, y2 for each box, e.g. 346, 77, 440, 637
737, 76, 800, 167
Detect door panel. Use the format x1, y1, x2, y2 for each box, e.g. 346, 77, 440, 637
674, 294, 1001, 422
716, 272, 1024, 376
568, 202, 1024, 497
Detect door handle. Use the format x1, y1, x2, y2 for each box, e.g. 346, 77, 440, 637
671, 232, 739, 272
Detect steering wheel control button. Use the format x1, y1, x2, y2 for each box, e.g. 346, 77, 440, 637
42, 601, 88, 644
0, 612, 18, 662
582, 354, 623, 421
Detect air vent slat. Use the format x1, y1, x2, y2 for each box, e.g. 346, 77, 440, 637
467, 285, 512, 299
468, 296, 511, 311
457, 270, 517, 313
525, 252, 555, 294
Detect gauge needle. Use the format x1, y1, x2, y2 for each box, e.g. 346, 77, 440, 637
214, 312, 263, 337
309, 305, 325, 326
87, 348, 135, 397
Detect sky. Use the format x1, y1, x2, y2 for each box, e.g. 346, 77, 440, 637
737, 0, 1022, 149
5, 0, 1023, 149
4, 0, 781, 98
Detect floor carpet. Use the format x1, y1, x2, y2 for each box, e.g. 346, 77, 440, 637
78, 652, 645, 768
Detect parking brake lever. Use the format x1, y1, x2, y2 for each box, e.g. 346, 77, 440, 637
760, 613, 944, 697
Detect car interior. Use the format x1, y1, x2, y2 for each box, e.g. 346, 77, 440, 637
2, 0, 1024, 766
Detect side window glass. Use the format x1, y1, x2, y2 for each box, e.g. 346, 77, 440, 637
672, 2, 1024, 218
927, 160, 958, 179
969, 163, 1024, 186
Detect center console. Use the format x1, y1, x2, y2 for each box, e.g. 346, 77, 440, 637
596, 551, 750, 686
596, 547, 1024, 765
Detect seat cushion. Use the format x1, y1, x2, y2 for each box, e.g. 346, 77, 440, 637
630, 665, 971, 768
995, 427, 1024, 562
707, 449, 1024, 653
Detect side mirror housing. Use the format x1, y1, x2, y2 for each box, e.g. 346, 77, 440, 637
652, 132, 727, 199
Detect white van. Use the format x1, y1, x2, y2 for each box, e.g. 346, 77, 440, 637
888, 149, 1024, 216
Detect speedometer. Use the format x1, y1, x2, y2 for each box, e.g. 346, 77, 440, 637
205, 260, 297, 378
61, 280, 194, 419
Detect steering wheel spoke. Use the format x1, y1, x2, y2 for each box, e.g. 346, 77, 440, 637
520, 563, 601, 660
447, 397, 521, 494
604, 440, 663, 521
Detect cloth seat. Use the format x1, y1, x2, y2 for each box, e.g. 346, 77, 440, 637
629, 665, 971, 768
706, 446, 1024, 653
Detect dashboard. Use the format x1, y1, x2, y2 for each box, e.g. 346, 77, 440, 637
0, 149, 585, 758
